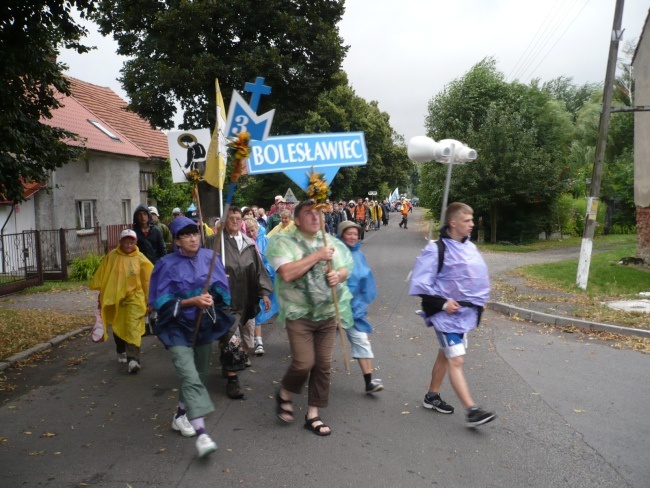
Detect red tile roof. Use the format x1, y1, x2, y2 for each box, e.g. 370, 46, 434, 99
1, 180, 44, 204
42, 91, 149, 158
43, 76, 169, 160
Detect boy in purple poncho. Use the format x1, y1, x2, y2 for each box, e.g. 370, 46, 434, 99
149, 217, 235, 457
409, 203, 496, 428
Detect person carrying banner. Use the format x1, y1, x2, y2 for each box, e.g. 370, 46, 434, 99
266, 199, 353, 436
148, 216, 235, 457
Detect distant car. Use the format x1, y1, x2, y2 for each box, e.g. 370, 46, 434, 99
411, 197, 419, 207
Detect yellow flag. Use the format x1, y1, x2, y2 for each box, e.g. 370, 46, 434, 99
203, 79, 227, 189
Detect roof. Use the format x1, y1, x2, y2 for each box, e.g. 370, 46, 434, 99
1, 180, 44, 204
42, 92, 149, 158
41, 76, 169, 160
632, 9, 650, 66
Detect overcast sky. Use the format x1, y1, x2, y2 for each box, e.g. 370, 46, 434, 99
60, 0, 649, 143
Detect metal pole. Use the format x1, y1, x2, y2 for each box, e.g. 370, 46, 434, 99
576, 0, 624, 290
439, 142, 456, 227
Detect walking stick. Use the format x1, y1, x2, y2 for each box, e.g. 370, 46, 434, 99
318, 208, 350, 373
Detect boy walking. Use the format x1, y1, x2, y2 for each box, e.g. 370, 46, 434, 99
409, 202, 496, 427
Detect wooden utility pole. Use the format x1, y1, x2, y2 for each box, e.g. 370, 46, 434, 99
576, 0, 625, 290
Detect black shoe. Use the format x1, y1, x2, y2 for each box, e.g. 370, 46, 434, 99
365, 379, 384, 394
466, 407, 496, 427
243, 353, 252, 367
423, 393, 454, 414
226, 380, 245, 399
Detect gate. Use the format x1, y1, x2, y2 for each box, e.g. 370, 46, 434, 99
0, 230, 42, 295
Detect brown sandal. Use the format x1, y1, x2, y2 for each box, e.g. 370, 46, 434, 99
303, 415, 331, 436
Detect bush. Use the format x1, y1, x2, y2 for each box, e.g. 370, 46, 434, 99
550, 195, 607, 237
610, 223, 636, 235
69, 253, 104, 281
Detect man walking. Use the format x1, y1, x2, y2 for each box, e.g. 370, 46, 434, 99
409, 202, 496, 427
266, 199, 353, 436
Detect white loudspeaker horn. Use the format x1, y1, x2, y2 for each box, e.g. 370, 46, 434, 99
407, 136, 451, 163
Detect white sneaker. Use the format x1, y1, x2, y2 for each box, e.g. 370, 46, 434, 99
171, 414, 196, 437
196, 433, 217, 457
117, 352, 127, 363
128, 360, 141, 374
254, 343, 265, 356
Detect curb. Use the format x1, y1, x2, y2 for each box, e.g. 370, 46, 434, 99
0, 326, 91, 372
487, 302, 650, 339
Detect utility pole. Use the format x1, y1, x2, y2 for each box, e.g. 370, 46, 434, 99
576, 0, 625, 290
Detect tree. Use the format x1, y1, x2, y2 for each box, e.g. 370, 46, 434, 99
421, 59, 573, 243
147, 162, 194, 221
298, 80, 413, 200
92, 0, 348, 135
542, 76, 600, 121
0, 1, 96, 203
234, 79, 413, 207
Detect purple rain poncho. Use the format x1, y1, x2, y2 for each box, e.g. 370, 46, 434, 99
149, 246, 234, 347
409, 231, 490, 334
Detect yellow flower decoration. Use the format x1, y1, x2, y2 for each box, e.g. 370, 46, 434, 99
185, 169, 202, 183
306, 168, 329, 203
227, 132, 251, 161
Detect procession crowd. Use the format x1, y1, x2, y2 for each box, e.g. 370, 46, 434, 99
90, 194, 494, 458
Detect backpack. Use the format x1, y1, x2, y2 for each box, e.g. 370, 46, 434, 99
435, 238, 445, 274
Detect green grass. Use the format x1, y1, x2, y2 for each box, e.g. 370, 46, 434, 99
478, 234, 635, 253
16, 281, 89, 295
513, 243, 648, 296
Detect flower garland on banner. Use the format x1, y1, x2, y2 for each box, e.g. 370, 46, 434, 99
306, 168, 330, 209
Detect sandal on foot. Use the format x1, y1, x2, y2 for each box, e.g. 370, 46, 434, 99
303, 415, 331, 436
275, 390, 294, 423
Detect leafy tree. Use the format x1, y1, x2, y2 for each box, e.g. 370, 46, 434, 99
148, 162, 193, 221
1, 1, 96, 203
299, 81, 413, 200
92, 0, 348, 135
541, 76, 600, 120
421, 59, 573, 243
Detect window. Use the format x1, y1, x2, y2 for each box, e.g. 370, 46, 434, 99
88, 119, 120, 141
76, 200, 95, 229
140, 171, 155, 192
121, 200, 131, 225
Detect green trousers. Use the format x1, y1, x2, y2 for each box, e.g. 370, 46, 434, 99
169, 343, 214, 420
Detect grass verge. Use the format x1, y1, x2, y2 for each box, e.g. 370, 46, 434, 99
478, 234, 635, 253
0, 308, 93, 361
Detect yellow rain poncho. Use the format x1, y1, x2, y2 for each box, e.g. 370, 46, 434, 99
89, 246, 153, 346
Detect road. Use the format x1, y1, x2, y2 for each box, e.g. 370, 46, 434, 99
1, 208, 648, 487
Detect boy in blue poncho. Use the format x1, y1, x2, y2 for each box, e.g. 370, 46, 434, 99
337, 221, 384, 394
149, 217, 235, 457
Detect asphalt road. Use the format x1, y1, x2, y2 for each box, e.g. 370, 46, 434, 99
1, 209, 648, 487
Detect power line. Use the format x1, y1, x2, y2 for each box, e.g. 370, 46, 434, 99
524, 0, 593, 81
508, 0, 565, 81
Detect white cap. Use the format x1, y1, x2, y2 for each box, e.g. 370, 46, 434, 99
172, 207, 182, 215
275, 195, 283, 202
148, 206, 159, 216
120, 229, 137, 240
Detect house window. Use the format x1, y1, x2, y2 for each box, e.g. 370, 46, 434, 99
76, 200, 95, 229
121, 200, 131, 225
88, 119, 121, 141
140, 171, 156, 192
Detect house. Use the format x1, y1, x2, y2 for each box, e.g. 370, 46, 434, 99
632, 10, 650, 262
32, 76, 168, 238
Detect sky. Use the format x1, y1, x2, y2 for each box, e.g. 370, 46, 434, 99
60, 0, 649, 144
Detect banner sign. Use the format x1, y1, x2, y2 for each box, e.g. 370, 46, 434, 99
167, 129, 211, 183
224, 90, 275, 142
248, 132, 366, 174
246, 132, 367, 191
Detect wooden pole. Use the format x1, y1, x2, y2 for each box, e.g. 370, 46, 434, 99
318, 209, 349, 372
